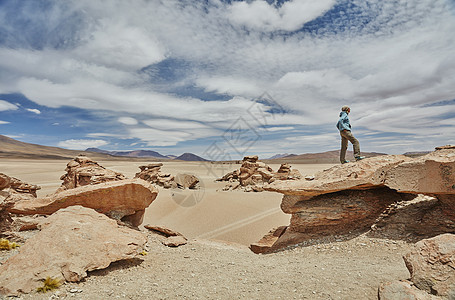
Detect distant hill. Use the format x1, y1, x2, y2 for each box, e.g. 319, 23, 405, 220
403, 151, 431, 157
264, 150, 387, 164
174, 152, 208, 161
267, 153, 297, 159
86, 148, 169, 159
0, 135, 114, 160
85, 147, 111, 154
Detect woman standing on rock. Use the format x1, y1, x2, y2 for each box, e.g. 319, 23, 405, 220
336, 106, 365, 164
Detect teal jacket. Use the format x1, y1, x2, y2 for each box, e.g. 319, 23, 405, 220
336, 111, 351, 131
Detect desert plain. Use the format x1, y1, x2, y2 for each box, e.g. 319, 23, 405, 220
0, 158, 414, 299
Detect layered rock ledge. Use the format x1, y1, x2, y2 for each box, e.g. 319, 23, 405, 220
8, 178, 158, 227
252, 146, 455, 253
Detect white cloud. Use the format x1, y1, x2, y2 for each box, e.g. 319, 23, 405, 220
0, 100, 18, 111
0, 120, 9, 124
26, 108, 41, 114
196, 76, 263, 97
58, 139, 108, 150
86, 133, 123, 138
118, 117, 138, 125
143, 119, 209, 131
128, 127, 192, 147
74, 21, 166, 71
0, 0, 454, 154
266, 126, 295, 132
228, 0, 336, 32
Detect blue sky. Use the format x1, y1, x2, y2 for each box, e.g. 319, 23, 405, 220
0, 0, 454, 159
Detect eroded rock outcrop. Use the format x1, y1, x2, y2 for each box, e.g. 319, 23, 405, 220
8, 178, 158, 227
385, 146, 455, 195
0, 173, 41, 237
0, 173, 41, 197
0, 206, 146, 296
218, 155, 301, 192
135, 164, 200, 190
253, 146, 455, 253
369, 195, 455, 241
57, 156, 126, 192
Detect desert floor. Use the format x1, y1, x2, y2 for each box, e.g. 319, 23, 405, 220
0, 159, 412, 299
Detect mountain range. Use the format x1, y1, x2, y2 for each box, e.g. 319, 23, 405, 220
0, 135, 207, 161
86, 148, 169, 159
85, 148, 208, 161
0, 135, 428, 163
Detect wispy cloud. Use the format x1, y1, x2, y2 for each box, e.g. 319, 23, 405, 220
58, 139, 108, 150
0, 100, 18, 111
26, 108, 41, 114
118, 117, 138, 126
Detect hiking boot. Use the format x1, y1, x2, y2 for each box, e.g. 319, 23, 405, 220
355, 156, 365, 161
341, 160, 350, 164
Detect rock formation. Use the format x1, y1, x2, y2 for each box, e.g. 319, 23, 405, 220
144, 225, 188, 247
0, 173, 41, 197
252, 146, 455, 253
379, 233, 455, 299
0, 173, 41, 238
8, 178, 158, 227
0, 206, 146, 296
135, 163, 176, 188
57, 155, 126, 192
2, 157, 159, 227
135, 164, 200, 190
217, 155, 301, 192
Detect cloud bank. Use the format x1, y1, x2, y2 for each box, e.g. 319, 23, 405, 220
0, 0, 454, 156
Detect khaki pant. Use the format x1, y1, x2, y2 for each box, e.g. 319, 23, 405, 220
340, 130, 360, 163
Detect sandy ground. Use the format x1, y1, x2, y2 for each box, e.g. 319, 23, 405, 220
0, 159, 413, 299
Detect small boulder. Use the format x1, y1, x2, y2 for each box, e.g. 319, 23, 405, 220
250, 226, 287, 254
378, 280, 440, 300
144, 224, 187, 247
162, 235, 188, 247
403, 233, 455, 297
174, 174, 199, 189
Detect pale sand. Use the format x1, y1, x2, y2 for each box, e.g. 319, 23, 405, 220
0, 159, 335, 246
